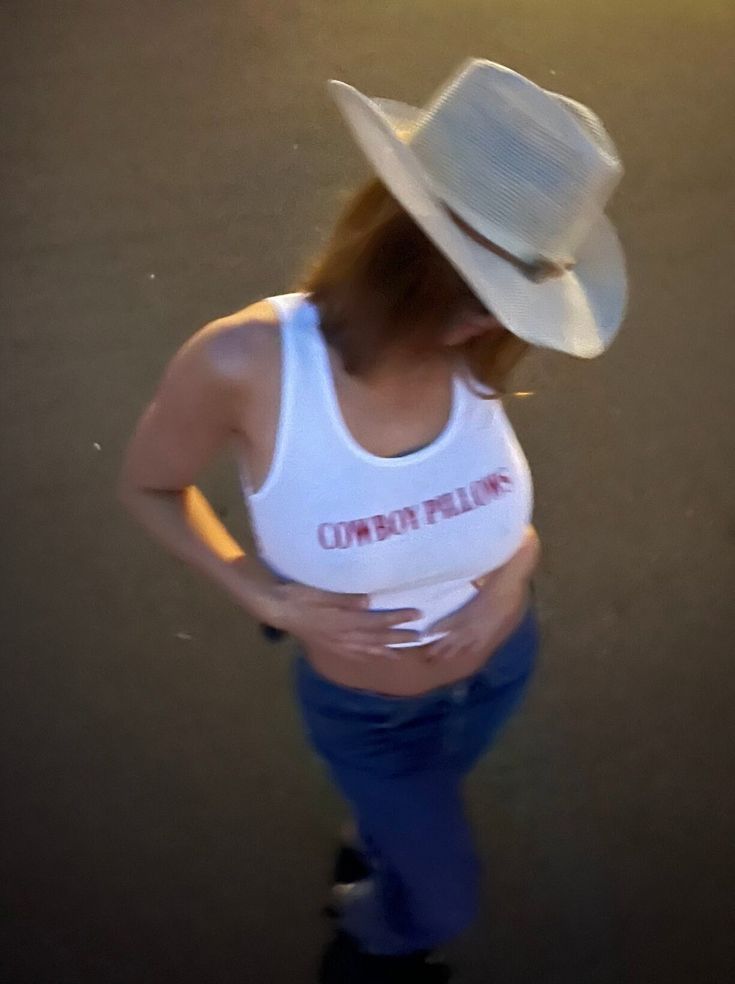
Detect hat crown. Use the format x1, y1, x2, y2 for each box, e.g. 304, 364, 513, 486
407, 59, 623, 264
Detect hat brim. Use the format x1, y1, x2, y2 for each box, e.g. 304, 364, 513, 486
327, 80, 628, 359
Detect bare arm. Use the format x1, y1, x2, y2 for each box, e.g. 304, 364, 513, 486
117, 311, 421, 658
117, 312, 282, 624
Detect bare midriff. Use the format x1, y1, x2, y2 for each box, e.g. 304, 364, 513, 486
298, 584, 532, 698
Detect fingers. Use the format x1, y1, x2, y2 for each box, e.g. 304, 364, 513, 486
417, 635, 471, 662
343, 640, 403, 662
418, 641, 450, 662
346, 628, 423, 653
362, 644, 403, 661
319, 590, 370, 609
441, 643, 471, 662
343, 629, 427, 662
433, 644, 464, 662
374, 608, 423, 627
383, 628, 425, 646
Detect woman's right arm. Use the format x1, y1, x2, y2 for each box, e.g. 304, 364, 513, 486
117, 311, 422, 657
117, 312, 284, 625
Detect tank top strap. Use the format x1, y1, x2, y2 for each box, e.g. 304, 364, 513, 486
258, 292, 347, 493
266, 291, 305, 324
267, 292, 331, 417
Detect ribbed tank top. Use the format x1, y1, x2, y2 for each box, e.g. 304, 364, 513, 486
239, 292, 534, 648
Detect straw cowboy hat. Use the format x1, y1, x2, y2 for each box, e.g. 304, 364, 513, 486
327, 58, 628, 359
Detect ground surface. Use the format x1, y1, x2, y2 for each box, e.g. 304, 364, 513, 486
2, 2, 734, 982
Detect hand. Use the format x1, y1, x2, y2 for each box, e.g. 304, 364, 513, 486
419, 578, 530, 663
266, 581, 423, 663
419, 525, 541, 662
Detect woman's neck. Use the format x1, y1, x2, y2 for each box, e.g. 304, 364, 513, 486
353, 341, 458, 391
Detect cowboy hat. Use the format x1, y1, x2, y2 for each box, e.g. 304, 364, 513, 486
326, 58, 628, 358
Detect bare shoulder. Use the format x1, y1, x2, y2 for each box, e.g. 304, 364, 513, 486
200, 297, 281, 386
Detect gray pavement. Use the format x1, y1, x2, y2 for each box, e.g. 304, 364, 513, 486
2, 2, 734, 982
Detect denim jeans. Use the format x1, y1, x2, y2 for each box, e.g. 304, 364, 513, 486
290, 599, 541, 956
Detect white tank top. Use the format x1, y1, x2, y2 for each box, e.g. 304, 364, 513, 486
239, 292, 534, 648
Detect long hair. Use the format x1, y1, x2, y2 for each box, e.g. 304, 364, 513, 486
296, 178, 534, 400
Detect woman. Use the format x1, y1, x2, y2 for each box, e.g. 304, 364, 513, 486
118, 59, 627, 983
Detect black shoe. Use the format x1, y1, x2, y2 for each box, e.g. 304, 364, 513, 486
374, 951, 453, 983
322, 842, 374, 919
319, 930, 452, 984
318, 930, 372, 983
334, 843, 372, 884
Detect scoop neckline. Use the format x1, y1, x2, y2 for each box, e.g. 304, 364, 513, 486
305, 297, 465, 467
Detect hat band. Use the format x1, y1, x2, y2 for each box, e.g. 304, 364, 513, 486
443, 205, 576, 283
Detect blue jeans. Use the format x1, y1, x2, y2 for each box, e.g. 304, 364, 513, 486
291, 600, 541, 956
